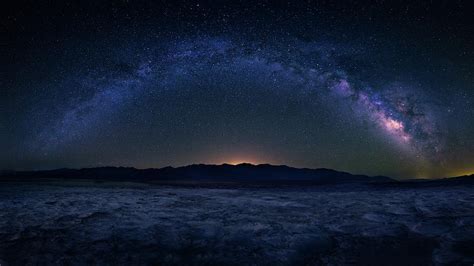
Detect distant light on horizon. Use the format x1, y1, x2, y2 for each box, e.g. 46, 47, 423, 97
218, 156, 266, 166
225, 160, 257, 165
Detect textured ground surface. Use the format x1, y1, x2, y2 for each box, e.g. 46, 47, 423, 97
0, 182, 473, 265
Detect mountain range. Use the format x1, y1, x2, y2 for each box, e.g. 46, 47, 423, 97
1, 163, 472, 187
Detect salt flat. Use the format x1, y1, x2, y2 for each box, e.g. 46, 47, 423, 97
0, 183, 473, 265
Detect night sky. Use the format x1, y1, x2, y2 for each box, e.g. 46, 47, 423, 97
3, 1, 474, 178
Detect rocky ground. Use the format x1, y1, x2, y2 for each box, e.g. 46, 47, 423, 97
0, 182, 473, 265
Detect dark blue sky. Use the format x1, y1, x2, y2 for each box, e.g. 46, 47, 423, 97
2, 1, 473, 178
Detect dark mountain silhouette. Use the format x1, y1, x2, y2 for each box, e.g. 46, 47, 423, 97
2, 164, 472, 187
1, 163, 394, 185
376, 174, 474, 188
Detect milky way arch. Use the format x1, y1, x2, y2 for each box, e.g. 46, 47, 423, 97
30, 37, 444, 165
